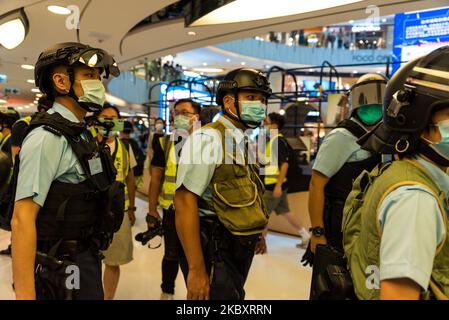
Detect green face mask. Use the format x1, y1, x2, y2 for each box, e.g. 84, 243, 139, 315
356, 104, 383, 126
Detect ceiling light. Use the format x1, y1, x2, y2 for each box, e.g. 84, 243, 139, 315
192, 67, 224, 73
27, 79, 35, 84
241, 62, 246, 66
279, 109, 286, 115
47, 5, 72, 15
226, 59, 231, 62
36, 93, 43, 98
187, 31, 197, 36
18, 106, 24, 110
0, 8, 29, 50
202, 62, 208, 66
0, 99, 6, 104
352, 70, 358, 74
185, 0, 362, 26
25, 106, 30, 109
31, 88, 40, 93
120, 112, 131, 117
21, 64, 34, 70
349, 20, 355, 24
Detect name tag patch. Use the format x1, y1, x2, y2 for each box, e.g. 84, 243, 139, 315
88, 157, 103, 175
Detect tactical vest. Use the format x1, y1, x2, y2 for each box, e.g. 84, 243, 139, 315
158, 135, 177, 210
112, 137, 129, 212
343, 159, 449, 300
264, 133, 287, 186
23, 112, 121, 244
198, 120, 268, 236
323, 119, 380, 249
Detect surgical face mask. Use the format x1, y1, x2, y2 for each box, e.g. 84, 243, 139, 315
155, 123, 164, 132
240, 101, 267, 125
99, 128, 118, 138
174, 115, 192, 131
78, 79, 106, 107
356, 104, 383, 126
428, 119, 449, 160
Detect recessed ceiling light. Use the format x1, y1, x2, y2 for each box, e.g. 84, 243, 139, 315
47, 5, 71, 15
202, 62, 208, 66
352, 70, 358, 74
31, 88, 40, 93
27, 79, 35, 84
241, 62, 246, 66
25, 106, 30, 109
192, 67, 224, 73
36, 93, 43, 98
18, 106, 23, 110
349, 20, 354, 24
187, 31, 196, 36
226, 59, 231, 62
21, 64, 34, 70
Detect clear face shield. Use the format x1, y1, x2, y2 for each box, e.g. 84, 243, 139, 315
348, 80, 387, 114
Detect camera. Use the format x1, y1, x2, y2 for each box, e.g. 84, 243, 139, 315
135, 214, 163, 247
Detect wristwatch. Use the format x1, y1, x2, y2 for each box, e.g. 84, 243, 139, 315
309, 226, 325, 237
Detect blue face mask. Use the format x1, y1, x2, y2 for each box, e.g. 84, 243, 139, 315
428, 119, 449, 159
240, 101, 267, 126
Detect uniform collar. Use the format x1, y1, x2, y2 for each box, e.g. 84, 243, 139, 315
415, 156, 449, 195
48, 102, 82, 123
217, 115, 245, 144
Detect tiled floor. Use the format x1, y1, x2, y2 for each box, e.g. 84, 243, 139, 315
0, 197, 311, 300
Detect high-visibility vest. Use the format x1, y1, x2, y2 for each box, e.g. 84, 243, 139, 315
0, 134, 11, 152
158, 136, 177, 210
264, 133, 287, 186
113, 138, 130, 211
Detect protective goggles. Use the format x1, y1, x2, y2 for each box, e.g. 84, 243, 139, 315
68, 48, 120, 79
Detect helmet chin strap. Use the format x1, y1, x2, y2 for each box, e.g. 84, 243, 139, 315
418, 140, 449, 167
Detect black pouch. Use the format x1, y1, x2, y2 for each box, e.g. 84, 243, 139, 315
310, 244, 355, 300
34, 249, 75, 300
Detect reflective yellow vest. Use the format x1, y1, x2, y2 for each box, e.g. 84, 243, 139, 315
113, 138, 130, 212
0, 133, 11, 152
158, 136, 177, 210
264, 133, 287, 186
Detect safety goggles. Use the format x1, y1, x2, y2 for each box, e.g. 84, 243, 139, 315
68, 48, 120, 79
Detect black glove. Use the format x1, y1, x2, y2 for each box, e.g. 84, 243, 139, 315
300, 242, 314, 267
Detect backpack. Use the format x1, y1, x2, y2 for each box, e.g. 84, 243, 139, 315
278, 136, 303, 194
122, 138, 145, 177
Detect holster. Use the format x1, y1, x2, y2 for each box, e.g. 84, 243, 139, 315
309, 244, 356, 300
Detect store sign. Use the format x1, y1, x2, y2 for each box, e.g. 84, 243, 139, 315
351, 24, 381, 32
392, 7, 449, 74
351, 52, 391, 62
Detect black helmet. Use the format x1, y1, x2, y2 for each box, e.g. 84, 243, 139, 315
216, 68, 271, 128
0, 106, 20, 128
34, 42, 120, 112
359, 46, 449, 162
216, 68, 271, 105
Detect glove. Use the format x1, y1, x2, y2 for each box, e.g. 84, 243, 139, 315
300, 242, 314, 267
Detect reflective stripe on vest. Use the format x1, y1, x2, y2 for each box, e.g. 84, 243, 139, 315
16, 116, 32, 126
0, 133, 11, 151
264, 134, 287, 186
114, 138, 130, 211
158, 137, 177, 210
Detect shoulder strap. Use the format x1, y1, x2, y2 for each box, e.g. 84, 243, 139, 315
337, 119, 366, 139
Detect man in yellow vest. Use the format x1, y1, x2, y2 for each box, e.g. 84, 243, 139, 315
148, 98, 201, 300
175, 68, 270, 300
343, 46, 449, 299
0, 107, 20, 158
258, 112, 310, 253
0, 96, 52, 256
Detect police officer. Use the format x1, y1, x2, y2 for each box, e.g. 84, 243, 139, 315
11, 42, 120, 300
148, 98, 200, 300
175, 68, 270, 300
305, 73, 386, 259
343, 46, 449, 300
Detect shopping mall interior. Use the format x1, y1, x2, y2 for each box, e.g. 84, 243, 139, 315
1, 0, 449, 301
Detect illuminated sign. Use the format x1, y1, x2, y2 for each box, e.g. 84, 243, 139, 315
393, 7, 449, 74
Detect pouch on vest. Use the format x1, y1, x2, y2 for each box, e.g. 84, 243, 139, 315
212, 163, 268, 235
342, 162, 391, 259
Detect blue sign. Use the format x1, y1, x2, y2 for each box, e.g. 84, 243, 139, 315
393, 7, 449, 74
0, 74, 6, 84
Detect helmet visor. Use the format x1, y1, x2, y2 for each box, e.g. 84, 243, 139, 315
69, 48, 120, 78
350, 80, 386, 110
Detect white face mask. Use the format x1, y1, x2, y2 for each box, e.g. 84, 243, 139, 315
78, 80, 106, 107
